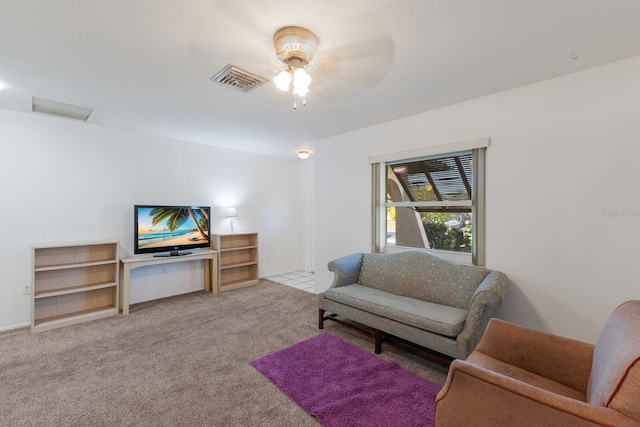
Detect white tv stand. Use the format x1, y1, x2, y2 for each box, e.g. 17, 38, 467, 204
120, 249, 218, 315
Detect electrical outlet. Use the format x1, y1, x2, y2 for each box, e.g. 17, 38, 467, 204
22, 284, 31, 295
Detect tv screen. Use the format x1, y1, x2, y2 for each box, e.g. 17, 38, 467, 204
134, 205, 210, 256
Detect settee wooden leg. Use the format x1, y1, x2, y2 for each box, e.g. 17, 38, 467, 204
319, 309, 325, 329
374, 329, 382, 354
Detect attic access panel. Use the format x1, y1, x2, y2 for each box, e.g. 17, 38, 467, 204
389, 151, 473, 213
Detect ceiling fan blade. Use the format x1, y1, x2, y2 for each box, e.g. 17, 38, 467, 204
312, 36, 395, 103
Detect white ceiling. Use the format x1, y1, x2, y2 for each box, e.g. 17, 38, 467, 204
2, 0, 640, 158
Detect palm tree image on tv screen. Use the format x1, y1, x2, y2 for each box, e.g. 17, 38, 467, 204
136, 206, 210, 254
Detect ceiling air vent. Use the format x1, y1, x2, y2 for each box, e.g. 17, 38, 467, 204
211, 64, 268, 93
32, 96, 93, 121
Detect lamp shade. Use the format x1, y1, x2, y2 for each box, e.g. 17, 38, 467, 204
292, 67, 311, 96
226, 207, 237, 218
273, 70, 292, 91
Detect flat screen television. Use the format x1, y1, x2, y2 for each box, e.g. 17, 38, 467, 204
134, 205, 210, 256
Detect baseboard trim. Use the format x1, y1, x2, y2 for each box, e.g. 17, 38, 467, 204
0, 322, 30, 333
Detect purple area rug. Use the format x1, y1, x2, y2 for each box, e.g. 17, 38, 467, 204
251, 333, 441, 427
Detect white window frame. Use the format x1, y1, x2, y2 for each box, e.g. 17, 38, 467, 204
370, 137, 489, 266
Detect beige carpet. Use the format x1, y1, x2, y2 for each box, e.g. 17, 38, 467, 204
0, 280, 448, 426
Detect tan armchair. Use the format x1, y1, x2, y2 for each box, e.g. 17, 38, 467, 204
435, 300, 640, 426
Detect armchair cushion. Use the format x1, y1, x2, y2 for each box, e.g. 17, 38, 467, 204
465, 351, 586, 401
474, 318, 594, 393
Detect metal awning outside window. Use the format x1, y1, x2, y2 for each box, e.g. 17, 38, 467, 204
389, 151, 473, 213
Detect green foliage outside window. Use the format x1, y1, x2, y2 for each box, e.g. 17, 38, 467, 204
422, 213, 472, 253
413, 186, 471, 252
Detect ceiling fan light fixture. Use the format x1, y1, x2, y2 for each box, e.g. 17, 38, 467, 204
272, 26, 319, 109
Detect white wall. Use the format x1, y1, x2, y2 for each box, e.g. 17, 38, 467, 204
0, 109, 310, 330
314, 55, 640, 344
299, 158, 315, 272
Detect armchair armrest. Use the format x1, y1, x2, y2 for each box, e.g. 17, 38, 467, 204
435, 359, 636, 427
475, 318, 594, 393
327, 253, 364, 289
456, 271, 508, 358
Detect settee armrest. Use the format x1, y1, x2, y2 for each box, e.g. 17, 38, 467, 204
435, 359, 637, 427
475, 318, 594, 393
456, 271, 508, 359
327, 253, 364, 289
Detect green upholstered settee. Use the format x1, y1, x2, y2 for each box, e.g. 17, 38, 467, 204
318, 251, 508, 359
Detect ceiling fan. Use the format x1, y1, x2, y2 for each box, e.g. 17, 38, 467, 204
271, 26, 320, 109
267, 24, 397, 110
206, 1, 396, 107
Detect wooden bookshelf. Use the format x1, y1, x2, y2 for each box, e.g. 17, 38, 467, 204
32, 241, 119, 332
211, 233, 259, 292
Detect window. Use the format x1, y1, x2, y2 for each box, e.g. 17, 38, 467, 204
371, 138, 488, 266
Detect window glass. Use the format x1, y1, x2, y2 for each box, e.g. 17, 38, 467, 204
380, 148, 483, 264
386, 207, 472, 252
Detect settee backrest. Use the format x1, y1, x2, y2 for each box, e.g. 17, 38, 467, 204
588, 300, 640, 421
357, 251, 490, 310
